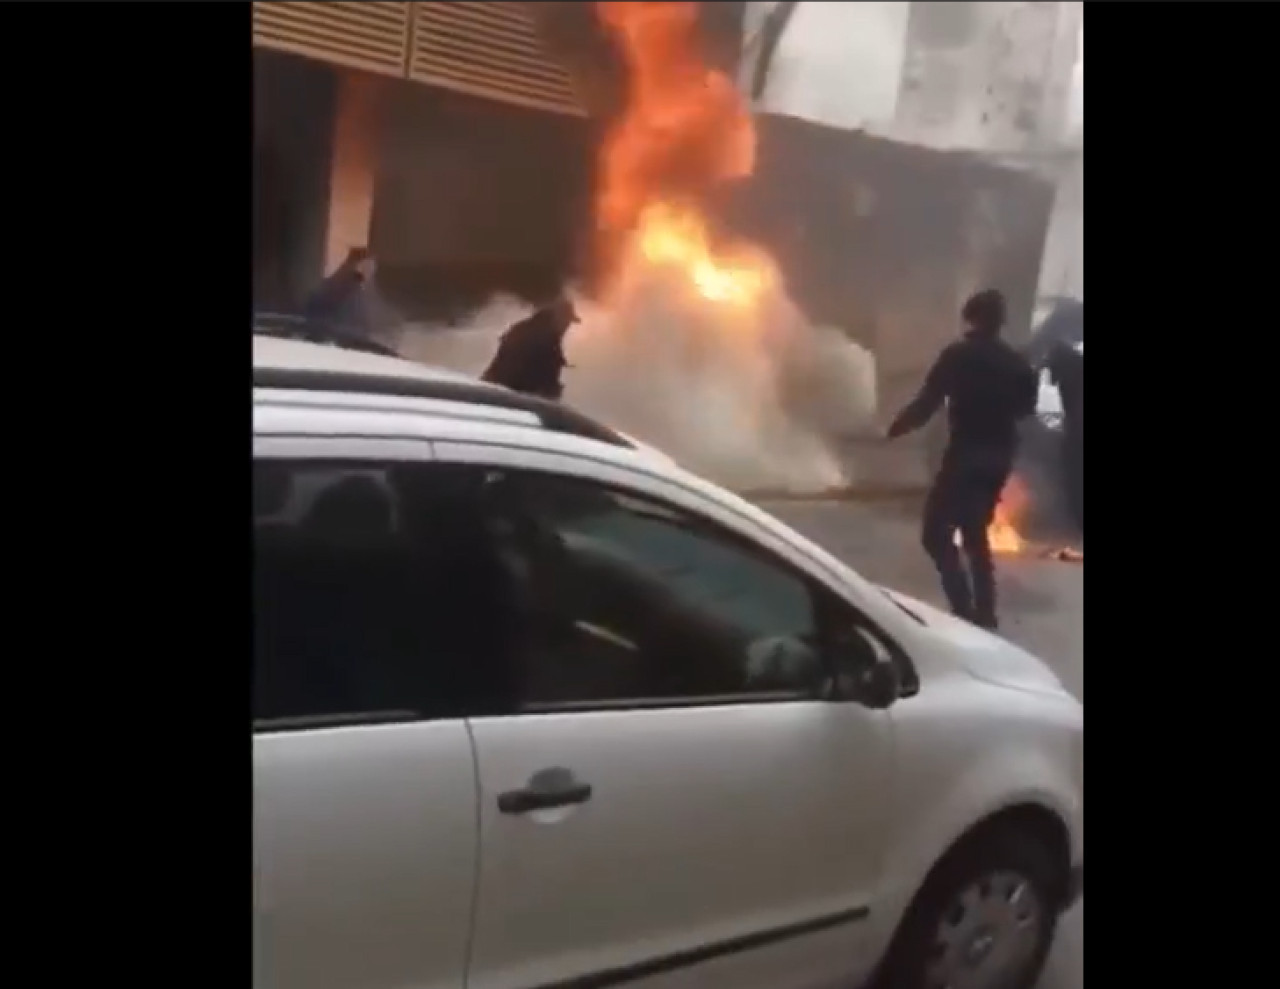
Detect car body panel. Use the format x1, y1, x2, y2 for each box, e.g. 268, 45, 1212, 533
253, 722, 480, 989
879, 588, 1068, 698
868, 679, 1083, 947
465, 703, 891, 989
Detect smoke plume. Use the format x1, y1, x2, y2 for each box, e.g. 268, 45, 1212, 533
398, 0, 882, 494
396, 287, 876, 495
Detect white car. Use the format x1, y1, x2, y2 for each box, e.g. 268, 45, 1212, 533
253, 332, 1083, 989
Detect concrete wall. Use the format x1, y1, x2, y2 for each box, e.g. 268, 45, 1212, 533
726, 113, 1053, 481
895, 1, 1080, 153
733, 113, 1053, 345
1038, 3, 1083, 146
742, 1, 911, 132
1037, 145, 1083, 299
742, 1, 1080, 156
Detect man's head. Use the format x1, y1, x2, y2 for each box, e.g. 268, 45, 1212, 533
345, 246, 376, 281
961, 288, 1007, 337
542, 293, 579, 333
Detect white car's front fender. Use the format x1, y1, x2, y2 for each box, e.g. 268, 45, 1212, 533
867, 697, 1082, 947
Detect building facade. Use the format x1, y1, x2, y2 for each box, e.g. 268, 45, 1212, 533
895, 1, 1081, 154
252, 1, 748, 313
252, 1, 592, 312
1035, 137, 1083, 300
742, 0, 1080, 156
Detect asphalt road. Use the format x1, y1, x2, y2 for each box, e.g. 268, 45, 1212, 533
758, 499, 1083, 989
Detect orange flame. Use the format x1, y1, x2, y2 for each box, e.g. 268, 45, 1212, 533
595, 1, 771, 306
952, 479, 1027, 554
635, 202, 777, 307
983, 475, 1029, 554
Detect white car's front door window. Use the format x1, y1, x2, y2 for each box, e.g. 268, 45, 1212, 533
460, 463, 895, 989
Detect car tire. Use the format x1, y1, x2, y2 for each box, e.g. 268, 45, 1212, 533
871, 827, 1061, 989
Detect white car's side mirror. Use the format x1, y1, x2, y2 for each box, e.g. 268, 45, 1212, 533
825, 627, 900, 709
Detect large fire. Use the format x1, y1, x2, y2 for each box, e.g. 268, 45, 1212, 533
595, 1, 770, 309
568, 0, 853, 492
590, 1, 1025, 541
634, 203, 777, 310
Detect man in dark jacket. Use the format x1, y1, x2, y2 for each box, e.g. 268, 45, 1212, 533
482, 296, 579, 400
1048, 341, 1084, 531
887, 289, 1038, 629
302, 247, 387, 340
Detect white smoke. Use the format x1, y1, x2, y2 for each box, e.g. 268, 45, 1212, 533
395, 275, 877, 495
396, 296, 531, 374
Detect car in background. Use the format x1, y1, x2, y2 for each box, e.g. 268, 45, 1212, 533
253, 329, 1083, 989
1019, 298, 1083, 532
1036, 339, 1084, 431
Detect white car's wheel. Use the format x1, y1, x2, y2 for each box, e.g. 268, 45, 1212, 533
874, 827, 1062, 989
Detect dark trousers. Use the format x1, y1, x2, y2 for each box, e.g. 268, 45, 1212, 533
921, 448, 1012, 626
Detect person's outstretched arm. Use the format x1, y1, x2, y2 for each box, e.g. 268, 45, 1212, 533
887, 348, 953, 439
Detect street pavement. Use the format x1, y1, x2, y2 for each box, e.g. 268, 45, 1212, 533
757, 498, 1083, 989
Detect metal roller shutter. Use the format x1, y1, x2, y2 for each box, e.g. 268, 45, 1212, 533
252, 2, 411, 78
409, 2, 585, 117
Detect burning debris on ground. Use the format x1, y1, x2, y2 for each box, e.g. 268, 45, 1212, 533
987, 475, 1029, 555
962, 473, 1080, 560
954, 474, 1082, 564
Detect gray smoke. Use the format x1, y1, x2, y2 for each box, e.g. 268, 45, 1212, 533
396, 269, 878, 495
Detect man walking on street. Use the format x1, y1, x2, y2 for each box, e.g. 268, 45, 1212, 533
886, 289, 1038, 629
482, 295, 580, 400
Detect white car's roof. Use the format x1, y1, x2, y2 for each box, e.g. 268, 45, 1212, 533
253, 334, 480, 385
254, 333, 657, 458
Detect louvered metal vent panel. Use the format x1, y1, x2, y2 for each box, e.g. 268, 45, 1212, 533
410, 2, 584, 116
252, 2, 411, 78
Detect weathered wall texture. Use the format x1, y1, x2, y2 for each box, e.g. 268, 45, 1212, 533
896, 1, 1081, 153
742, 2, 1080, 156
1038, 145, 1083, 299
743, 1, 911, 133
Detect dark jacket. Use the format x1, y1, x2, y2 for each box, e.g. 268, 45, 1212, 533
303, 270, 400, 339
482, 310, 568, 399
889, 331, 1038, 455
304, 270, 365, 326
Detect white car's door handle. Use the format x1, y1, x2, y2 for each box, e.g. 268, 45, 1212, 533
497, 767, 593, 815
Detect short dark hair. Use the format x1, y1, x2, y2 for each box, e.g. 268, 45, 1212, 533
962, 289, 1007, 334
